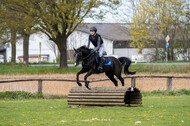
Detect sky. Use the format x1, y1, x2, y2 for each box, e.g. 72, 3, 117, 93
84, 0, 133, 23
84, 0, 190, 23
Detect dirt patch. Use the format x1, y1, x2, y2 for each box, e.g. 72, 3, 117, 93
0, 73, 190, 95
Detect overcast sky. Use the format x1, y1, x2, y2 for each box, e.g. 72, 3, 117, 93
84, 0, 133, 23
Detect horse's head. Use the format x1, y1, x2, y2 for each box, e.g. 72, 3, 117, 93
74, 46, 91, 66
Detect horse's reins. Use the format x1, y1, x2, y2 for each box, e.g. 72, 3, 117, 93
82, 52, 95, 61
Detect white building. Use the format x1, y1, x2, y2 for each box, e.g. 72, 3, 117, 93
5, 33, 58, 63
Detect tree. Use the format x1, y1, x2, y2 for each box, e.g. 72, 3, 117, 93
17, 0, 119, 68
0, 4, 20, 63
3, 0, 37, 65
174, 1, 190, 60
0, 0, 32, 64
129, 0, 186, 60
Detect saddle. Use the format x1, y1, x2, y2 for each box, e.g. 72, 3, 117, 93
94, 51, 111, 66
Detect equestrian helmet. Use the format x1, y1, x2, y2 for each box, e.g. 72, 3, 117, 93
89, 27, 97, 32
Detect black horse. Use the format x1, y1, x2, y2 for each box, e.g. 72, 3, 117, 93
74, 46, 136, 88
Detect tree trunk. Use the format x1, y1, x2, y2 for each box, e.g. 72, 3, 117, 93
155, 40, 159, 61
56, 36, 67, 68
171, 47, 174, 60
168, 40, 174, 61
23, 33, 30, 66
11, 29, 16, 63
155, 47, 158, 61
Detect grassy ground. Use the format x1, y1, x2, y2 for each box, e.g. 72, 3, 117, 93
145, 60, 190, 63
0, 96, 189, 126
1, 89, 190, 99
0, 64, 190, 75
0, 65, 82, 75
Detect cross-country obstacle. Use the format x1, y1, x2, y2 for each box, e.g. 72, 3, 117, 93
67, 87, 142, 107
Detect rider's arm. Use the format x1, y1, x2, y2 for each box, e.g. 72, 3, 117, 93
87, 37, 90, 48
93, 36, 101, 51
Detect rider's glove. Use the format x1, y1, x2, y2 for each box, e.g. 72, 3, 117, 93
91, 50, 95, 53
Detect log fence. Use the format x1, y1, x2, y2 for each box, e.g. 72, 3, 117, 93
0, 75, 190, 93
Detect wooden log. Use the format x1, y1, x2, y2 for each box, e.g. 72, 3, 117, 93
72, 87, 128, 90
0, 75, 190, 84
38, 80, 42, 93
70, 90, 126, 93
68, 87, 142, 107
131, 77, 136, 88
68, 99, 124, 102
68, 93, 125, 96
166, 77, 172, 90
68, 96, 125, 99
125, 95, 142, 99
68, 102, 125, 106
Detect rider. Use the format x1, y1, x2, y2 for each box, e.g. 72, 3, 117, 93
87, 26, 104, 72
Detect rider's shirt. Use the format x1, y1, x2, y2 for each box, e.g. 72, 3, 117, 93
87, 33, 104, 51
89, 33, 103, 47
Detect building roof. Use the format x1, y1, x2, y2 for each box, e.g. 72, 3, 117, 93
76, 23, 131, 41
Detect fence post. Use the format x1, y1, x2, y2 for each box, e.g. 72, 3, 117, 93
131, 77, 136, 88
38, 80, 42, 93
166, 77, 172, 90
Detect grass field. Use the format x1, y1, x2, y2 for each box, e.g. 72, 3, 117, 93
0, 96, 189, 126
0, 64, 190, 75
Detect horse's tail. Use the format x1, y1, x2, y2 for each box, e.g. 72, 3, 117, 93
118, 57, 136, 75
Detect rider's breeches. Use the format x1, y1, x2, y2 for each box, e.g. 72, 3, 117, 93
98, 45, 104, 57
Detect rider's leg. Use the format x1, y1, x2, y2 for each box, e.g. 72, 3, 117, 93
98, 45, 104, 72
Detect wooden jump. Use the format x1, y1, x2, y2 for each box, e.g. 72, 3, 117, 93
68, 87, 142, 107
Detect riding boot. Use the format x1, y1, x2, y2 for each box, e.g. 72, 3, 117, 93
98, 56, 104, 72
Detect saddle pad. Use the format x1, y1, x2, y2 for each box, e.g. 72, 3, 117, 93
104, 57, 111, 65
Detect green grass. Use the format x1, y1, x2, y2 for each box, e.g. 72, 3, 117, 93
1, 89, 190, 100
0, 64, 190, 75
129, 64, 190, 74
0, 96, 189, 126
0, 91, 44, 99
0, 91, 67, 100
0, 64, 81, 75
142, 89, 190, 97
137, 60, 190, 63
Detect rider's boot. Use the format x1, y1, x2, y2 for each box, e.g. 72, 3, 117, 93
98, 56, 104, 72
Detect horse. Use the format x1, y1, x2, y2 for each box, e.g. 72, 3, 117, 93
74, 46, 136, 88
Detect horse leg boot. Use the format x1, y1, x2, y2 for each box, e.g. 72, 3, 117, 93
98, 56, 104, 72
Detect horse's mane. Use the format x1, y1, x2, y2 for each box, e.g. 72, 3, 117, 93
79, 45, 91, 51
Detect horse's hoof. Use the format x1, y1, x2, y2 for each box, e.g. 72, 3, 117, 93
77, 83, 82, 87
85, 85, 90, 89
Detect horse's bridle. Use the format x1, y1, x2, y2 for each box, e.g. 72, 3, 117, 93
75, 50, 95, 63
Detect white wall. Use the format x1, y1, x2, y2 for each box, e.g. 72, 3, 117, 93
6, 32, 58, 63
114, 48, 155, 62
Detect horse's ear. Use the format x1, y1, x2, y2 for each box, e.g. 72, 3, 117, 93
74, 48, 77, 52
